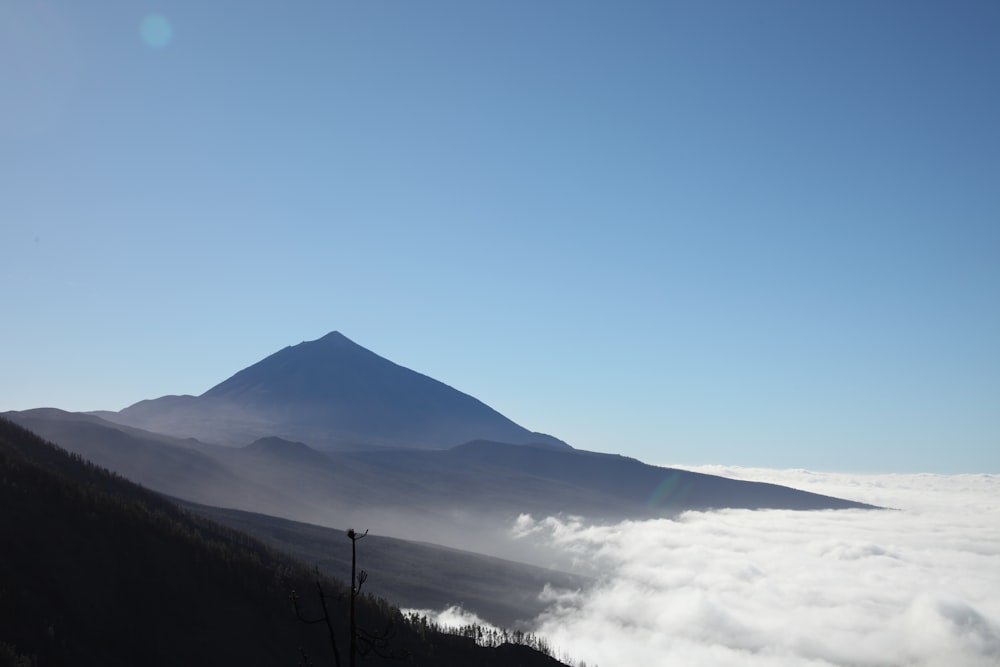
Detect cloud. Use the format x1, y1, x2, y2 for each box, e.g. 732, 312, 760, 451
518, 469, 1000, 667
402, 604, 492, 631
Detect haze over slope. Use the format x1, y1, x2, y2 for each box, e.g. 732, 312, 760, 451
106, 331, 565, 450
6, 331, 878, 553
0, 417, 569, 667
5, 407, 877, 566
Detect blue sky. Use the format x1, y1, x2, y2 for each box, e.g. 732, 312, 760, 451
2, 0, 998, 472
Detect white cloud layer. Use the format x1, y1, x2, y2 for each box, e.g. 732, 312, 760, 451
519, 468, 1000, 667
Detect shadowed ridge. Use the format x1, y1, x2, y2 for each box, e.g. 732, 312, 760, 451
243, 435, 332, 467
452, 438, 577, 453
442, 439, 880, 512
452, 439, 612, 456
1, 408, 306, 515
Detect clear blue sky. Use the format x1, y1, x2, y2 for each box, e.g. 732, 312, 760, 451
3, 0, 998, 472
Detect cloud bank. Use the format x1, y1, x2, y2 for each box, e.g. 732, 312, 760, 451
518, 468, 1000, 667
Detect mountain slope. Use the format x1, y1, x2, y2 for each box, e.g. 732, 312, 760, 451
183, 502, 589, 629
0, 417, 566, 666
108, 331, 566, 450
4, 409, 878, 569
4, 408, 311, 516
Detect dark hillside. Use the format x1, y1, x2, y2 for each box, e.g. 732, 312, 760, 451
0, 418, 565, 667
183, 502, 588, 628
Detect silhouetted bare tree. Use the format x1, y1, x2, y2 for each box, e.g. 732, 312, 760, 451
292, 528, 403, 666
347, 528, 402, 664
347, 528, 365, 667
291, 578, 343, 667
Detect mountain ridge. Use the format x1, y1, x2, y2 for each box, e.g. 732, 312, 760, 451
3, 407, 879, 569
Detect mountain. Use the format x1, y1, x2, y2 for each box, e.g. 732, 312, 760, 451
1, 333, 886, 664
0, 417, 567, 666
105, 331, 566, 451
3, 409, 879, 570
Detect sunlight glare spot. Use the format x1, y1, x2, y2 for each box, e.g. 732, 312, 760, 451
140, 14, 173, 49
647, 470, 683, 509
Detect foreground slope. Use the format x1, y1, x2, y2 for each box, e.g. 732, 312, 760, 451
105, 331, 566, 450
0, 418, 565, 667
183, 502, 589, 629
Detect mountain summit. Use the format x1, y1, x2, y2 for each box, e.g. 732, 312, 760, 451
108, 332, 567, 450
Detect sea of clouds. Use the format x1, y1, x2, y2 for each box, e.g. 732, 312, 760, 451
422, 468, 1000, 667
521, 467, 1000, 667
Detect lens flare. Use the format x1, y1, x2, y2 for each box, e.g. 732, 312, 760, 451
647, 470, 686, 509
140, 15, 173, 49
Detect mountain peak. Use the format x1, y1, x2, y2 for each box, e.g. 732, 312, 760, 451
314, 330, 355, 345
114, 332, 568, 451
286, 331, 366, 354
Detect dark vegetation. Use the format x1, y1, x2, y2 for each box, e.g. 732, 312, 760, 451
183, 502, 587, 628
404, 613, 556, 661
0, 418, 566, 666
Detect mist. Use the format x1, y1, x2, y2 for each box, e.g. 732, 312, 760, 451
515, 468, 1000, 667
